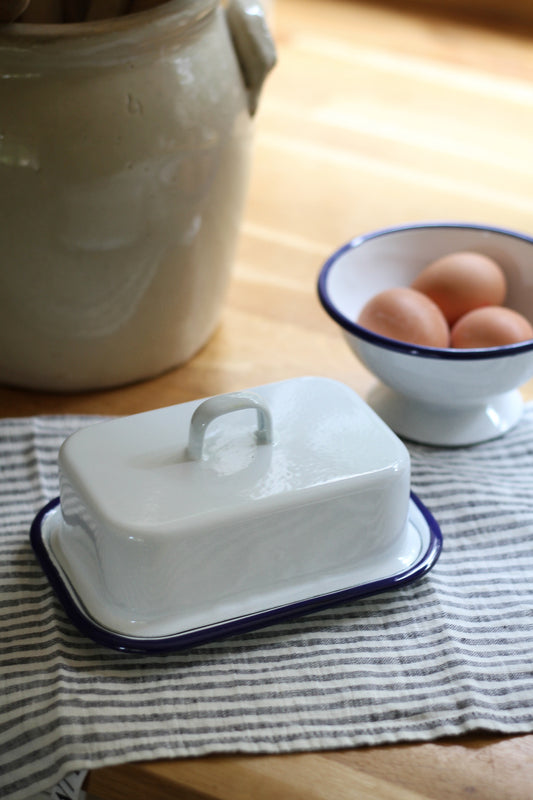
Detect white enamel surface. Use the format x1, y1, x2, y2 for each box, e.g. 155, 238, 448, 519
43, 497, 426, 639
322, 224, 533, 445
187, 391, 274, 460
368, 384, 523, 447
54, 377, 411, 635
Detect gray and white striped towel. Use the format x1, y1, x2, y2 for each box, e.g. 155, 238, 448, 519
1, 411, 533, 800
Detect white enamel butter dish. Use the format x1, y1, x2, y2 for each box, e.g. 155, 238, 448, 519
31, 377, 442, 652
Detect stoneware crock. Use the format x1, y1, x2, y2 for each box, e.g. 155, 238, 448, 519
0, 0, 276, 390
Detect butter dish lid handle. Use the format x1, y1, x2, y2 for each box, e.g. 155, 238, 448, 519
188, 391, 273, 461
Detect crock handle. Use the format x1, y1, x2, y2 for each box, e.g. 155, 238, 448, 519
188, 391, 273, 460
225, 0, 277, 115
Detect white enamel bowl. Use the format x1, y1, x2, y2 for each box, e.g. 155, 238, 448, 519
318, 222, 533, 446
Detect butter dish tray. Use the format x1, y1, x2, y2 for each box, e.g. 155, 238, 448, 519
29, 377, 442, 653
31, 492, 441, 652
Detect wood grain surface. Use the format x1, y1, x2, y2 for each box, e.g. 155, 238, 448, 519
86, 732, 533, 800
377, 0, 533, 29
2, 0, 533, 797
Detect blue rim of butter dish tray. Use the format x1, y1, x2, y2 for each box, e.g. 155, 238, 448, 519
30, 493, 442, 654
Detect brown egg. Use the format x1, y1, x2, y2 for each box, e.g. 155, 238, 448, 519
357, 287, 450, 347
450, 306, 533, 348
411, 251, 507, 326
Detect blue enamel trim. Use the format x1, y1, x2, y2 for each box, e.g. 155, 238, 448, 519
30, 493, 442, 654
317, 221, 533, 361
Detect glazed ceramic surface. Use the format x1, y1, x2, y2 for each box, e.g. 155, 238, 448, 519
318, 222, 533, 446
50, 377, 414, 637
0, 0, 276, 390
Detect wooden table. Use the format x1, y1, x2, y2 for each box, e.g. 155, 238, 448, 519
3, 1, 533, 797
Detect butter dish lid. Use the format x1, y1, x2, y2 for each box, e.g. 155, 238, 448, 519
58, 377, 410, 535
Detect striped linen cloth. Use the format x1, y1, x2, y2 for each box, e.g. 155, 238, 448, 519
1, 411, 533, 800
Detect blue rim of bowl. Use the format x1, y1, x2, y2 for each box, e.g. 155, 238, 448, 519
30, 493, 442, 654
317, 221, 533, 361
